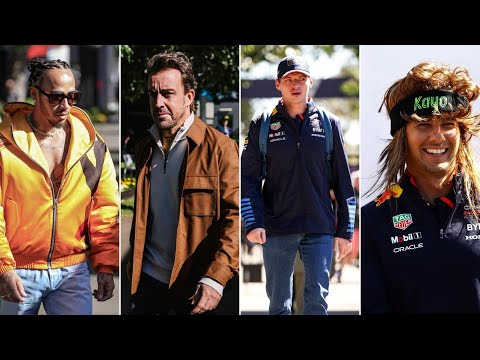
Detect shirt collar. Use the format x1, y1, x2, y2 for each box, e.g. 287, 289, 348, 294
148, 112, 195, 151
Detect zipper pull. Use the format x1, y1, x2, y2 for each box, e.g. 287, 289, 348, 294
440, 229, 444, 239
297, 142, 300, 150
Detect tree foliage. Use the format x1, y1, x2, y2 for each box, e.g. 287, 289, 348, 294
241, 45, 358, 72
121, 45, 238, 104
241, 45, 359, 99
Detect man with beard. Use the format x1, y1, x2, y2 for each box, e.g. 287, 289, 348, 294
0, 57, 119, 315
127, 51, 239, 315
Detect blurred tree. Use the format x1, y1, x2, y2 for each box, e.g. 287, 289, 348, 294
121, 45, 238, 104
242, 44, 358, 95
243, 45, 325, 72
241, 45, 358, 72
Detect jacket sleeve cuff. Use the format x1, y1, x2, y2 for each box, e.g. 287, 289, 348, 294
0, 265, 15, 275
334, 231, 353, 241
245, 224, 264, 235
199, 277, 224, 296
96, 266, 115, 274
204, 261, 234, 287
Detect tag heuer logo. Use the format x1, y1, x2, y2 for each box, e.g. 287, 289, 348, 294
270, 122, 281, 131
393, 213, 413, 230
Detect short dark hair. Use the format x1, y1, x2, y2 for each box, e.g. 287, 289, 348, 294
27, 57, 71, 87
146, 51, 197, 112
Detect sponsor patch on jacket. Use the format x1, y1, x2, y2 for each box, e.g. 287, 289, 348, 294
465, 222, 480, 240
393, 243, 423, 253
269, 130, 286, 143
464, 205, 480, 216
375, 184, 403, 207
270, 122, 281, 131
391, 231, 422, 244
310, 118, 324, 134
392, 213, 413, 230
466, 223, 480, 231
269, 136, 286, 143
243, 132, 249, 150
269, 131, 285, 138
0, 134, 12, 149
391, 231, 423, 253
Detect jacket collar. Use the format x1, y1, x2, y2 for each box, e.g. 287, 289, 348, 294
275, 98, 317, 120
142, 116, 206, 158
185, 115, 206, 147
148, 112, 195, 152
401, 171, 464, 205
0, 102, 96, 173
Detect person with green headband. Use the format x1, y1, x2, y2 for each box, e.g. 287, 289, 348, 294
362, 62, 480, 313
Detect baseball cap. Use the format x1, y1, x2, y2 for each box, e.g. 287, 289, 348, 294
277, 55, 310, 79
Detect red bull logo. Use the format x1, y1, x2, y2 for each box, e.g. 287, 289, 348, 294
375, 184, 403, 207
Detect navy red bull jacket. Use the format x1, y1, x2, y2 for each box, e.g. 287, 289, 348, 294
241, 99, 355, 239
362, 173, 480, 313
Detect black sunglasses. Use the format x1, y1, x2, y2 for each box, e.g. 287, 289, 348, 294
34, 85, 81, 106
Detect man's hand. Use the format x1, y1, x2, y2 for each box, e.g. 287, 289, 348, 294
246, 228, 266, 244
189, 283, 222, 315
93, 272, 115, 301
334, 237, 352, 261
0, 270, 26, 303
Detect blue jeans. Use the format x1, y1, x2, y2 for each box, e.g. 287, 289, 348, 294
0, 262, 92, 315
263, 233, 333, 315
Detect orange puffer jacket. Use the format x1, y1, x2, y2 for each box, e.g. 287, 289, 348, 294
0, 103, 119, 275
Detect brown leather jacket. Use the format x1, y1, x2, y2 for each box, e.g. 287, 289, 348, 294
129, 116, 239, 299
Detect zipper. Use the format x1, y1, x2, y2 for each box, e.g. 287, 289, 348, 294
9, 109, 98, 268
164, 152, 168, 174
440, 199, 460, 242
46, 142, 95, 267
11, 135, 94, 268
296, 118, 304, 227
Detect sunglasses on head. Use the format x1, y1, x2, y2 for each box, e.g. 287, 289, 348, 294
34, 85, 81, 106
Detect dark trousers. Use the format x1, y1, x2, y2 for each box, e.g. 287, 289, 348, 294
129, 272, 215, 315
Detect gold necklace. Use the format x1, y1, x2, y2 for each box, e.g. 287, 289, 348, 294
27, 114, 61, 138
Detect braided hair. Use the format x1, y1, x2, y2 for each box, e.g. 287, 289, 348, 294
27, 57, 70, 87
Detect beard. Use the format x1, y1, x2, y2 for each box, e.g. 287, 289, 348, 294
40, 102, 69, 129
153, 115, 177, 130
53, 119, 69, 128
152, 106, 188, 131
